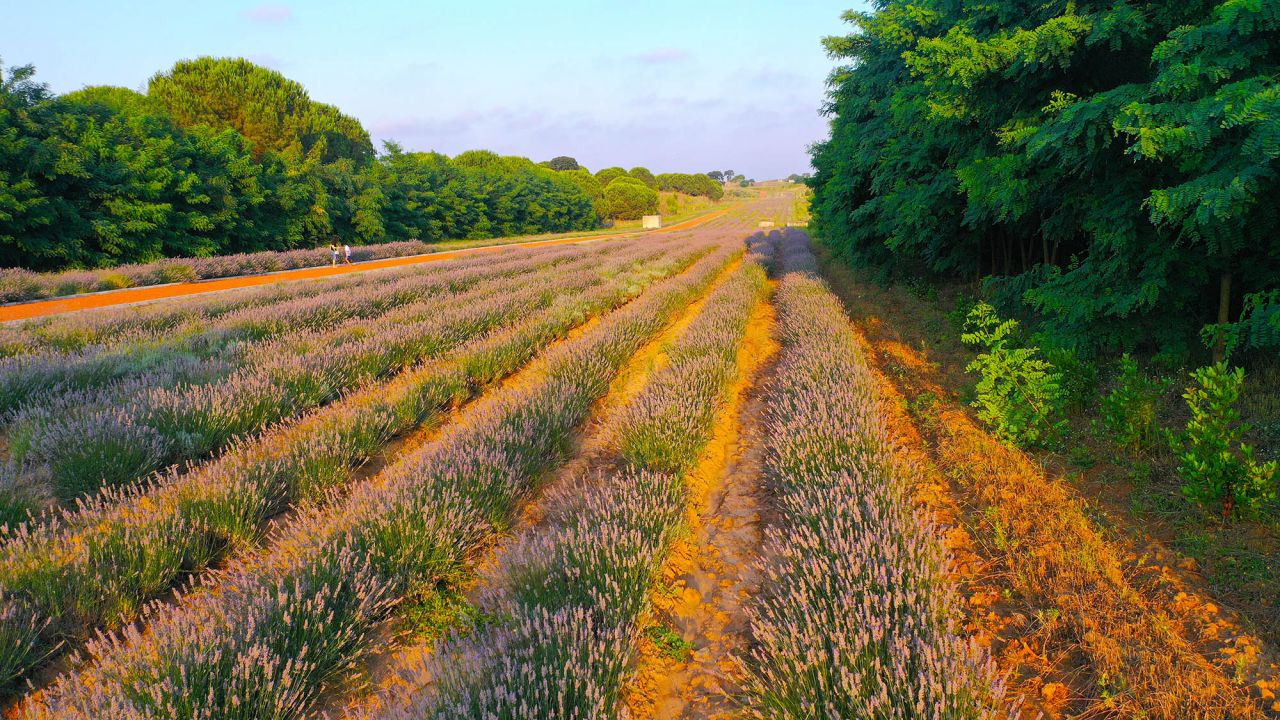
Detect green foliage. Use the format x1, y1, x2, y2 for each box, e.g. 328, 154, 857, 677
1202, 290, 1280, 362
0, 58, 608, 270
546, 156, 580, 171
645, 623, 693, 661
655, 172, 724, 200
1170, 363, 1278, 519
603, 177, 658, 220
810, 2, 1280, 356
961, 303, 1066, 447
148, 57, 372, 164
1101, 354, 1170, 452
628, 166, 658, 189
594, 166, 628, 187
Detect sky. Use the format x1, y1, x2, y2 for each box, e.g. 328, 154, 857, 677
3, 1, 866, 179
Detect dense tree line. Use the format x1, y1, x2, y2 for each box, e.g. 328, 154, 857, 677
810, 1, 1280, 362
1, 59, 718, 272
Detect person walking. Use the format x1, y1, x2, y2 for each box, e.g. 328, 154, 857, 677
343, 243, 353, 264
329, 239, 340, 266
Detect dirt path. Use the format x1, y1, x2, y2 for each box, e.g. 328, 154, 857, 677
0, 209, 731, 323
625, 285, 779, 720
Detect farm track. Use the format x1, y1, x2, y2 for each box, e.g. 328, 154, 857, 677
625, 277, 779, 720
0, 240, 709, 708
818, 243, 1278, 717
326, 255, 749, 720
20, 232, 745, 718
0, 208, 732, 323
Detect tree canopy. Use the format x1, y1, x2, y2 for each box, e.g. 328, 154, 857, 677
0, 56, 721, 272
656, 172, 724, 200
628, 166, 658, 189
603, 176, 659, 220
148, 57, 373, 165
810, 1, 1280, 362
546, 155, 580, 171
594, 166, 629, 186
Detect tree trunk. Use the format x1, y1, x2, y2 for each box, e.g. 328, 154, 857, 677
1213, 269, 1233, 364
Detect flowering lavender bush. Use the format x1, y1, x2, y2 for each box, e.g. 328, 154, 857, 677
394, 257, 767, 718
0, 240, 434, 305
1, 245, 639, 505
22, 244, 736, 718
0, 243, 594, 414
0, 239, 711, 700
740, 230, 1001, 719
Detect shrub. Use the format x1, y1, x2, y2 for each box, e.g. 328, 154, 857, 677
603, 178, 658, 220
961, 303, 1065, 447
95, 272, 135, 291
1101, 354, 1170, 452
1169, 363, 1278, 518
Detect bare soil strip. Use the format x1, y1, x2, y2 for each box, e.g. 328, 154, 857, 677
624, 285, 779, 720
0, 208, 731, 323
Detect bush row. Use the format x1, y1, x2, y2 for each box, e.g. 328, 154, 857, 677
739, 230, 1001, 718
0, 239, 705, 699
22, 242, 738, 718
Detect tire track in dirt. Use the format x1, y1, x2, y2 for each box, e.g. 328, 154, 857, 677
623, 283, 779, 720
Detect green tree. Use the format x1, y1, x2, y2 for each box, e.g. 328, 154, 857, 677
547, 155, 580, 171
603, 176, 658, 220
148, 57, 373, 165
595, 166, 628, 187
810, 2, 1280, 360
628, 166, 658, 189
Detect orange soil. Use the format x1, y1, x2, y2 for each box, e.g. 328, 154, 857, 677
625, 285, 778, 720
824, 271, 1278, 717
0, 209, 731, 323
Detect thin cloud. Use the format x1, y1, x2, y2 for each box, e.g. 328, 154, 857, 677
632, 47, 690, 65
243, 4, 294, 23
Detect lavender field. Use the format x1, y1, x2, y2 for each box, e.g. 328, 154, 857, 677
0, 192, 1014, 719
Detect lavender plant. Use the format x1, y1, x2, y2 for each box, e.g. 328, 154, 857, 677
392, 257, 768, 719
740, 229, 1001, 719
22, 244, 737, 718
2, 245, 630, 503
0, 239, 712, 700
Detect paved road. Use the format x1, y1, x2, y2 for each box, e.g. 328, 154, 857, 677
0, 210, 730, 323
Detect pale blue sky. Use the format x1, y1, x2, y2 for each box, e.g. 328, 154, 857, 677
3, 1, 865, 178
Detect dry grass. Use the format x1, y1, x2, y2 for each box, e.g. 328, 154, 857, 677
819, 253, 1276, 718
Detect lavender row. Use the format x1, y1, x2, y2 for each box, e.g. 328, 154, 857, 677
0, 243, 603, 414
390, 258, 768, 719
0, 240, 435, 305
0, 242, 708, 699
739, 230, 1000, 718
0, 256, 443, 356
21, 244, 738, 719
0, 244, 638, 509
